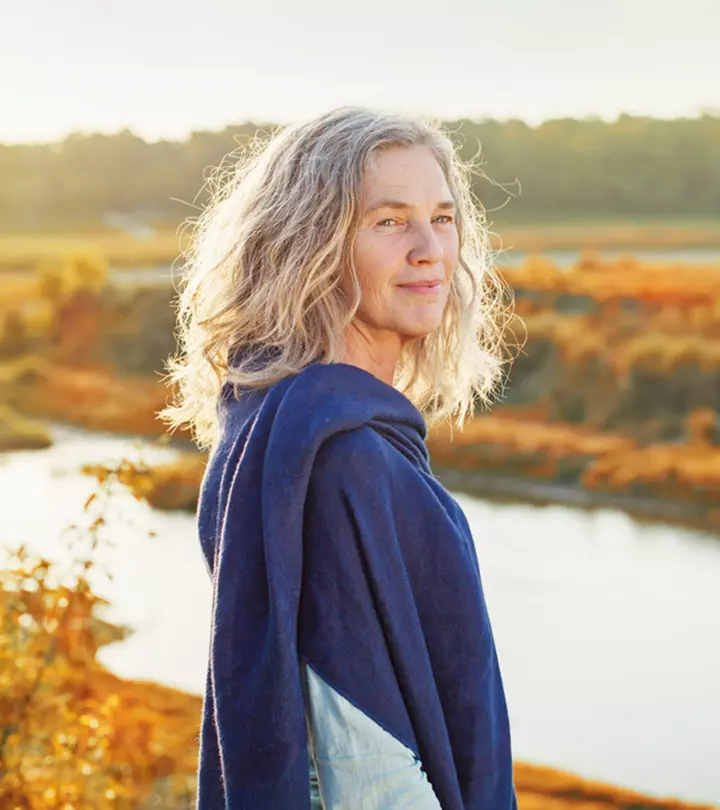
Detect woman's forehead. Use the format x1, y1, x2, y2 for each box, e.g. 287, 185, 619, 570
361, 147, 451, 207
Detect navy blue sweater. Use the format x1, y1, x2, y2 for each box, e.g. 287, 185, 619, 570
195, 360, 517, 809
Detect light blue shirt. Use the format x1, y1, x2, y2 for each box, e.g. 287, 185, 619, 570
301, 661, 442, 809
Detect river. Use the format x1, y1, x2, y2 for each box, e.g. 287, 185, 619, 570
2, 425, 719, 806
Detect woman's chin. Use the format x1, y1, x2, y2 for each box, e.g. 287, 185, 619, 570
397, 321, 443, 342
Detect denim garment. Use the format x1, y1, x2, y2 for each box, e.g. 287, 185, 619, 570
301, 661, 442, 809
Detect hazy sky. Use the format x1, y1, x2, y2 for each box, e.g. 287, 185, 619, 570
3, 0, 719, 144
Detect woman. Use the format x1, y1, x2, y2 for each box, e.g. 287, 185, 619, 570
160, 106, 518, 809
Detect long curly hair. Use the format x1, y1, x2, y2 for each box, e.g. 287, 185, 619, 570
158, 105, 515, 451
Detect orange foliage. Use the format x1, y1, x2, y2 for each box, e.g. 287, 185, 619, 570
82, 454, 207, 512
5, 362, 180, 439
584, 442, 720, 499
0, 274, 41, 314
583, 409, 720, 503
502, 255, 720, 307
428, 408, 720, 523
0, 481, 200, 809
0, 230, 187, 272
522, 312, 720, 376
427, 413, 635, 463
0, 253, 109, 361
512, 761, 718, 809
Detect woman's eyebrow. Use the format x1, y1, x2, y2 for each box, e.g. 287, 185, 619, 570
365, 198, 456, 214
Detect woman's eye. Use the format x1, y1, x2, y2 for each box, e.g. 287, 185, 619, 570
377, 216, 454, 227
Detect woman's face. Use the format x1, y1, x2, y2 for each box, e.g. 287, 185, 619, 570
346, 144, 459, 353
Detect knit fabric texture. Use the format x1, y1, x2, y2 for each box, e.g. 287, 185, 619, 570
195, 359, 518, 809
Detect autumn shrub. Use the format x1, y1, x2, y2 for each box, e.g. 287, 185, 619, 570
0, 469, 199, 809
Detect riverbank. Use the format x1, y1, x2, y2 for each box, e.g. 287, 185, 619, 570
2, 355, 716, 536
433, 466, 720, 537
42, 661, 720, 810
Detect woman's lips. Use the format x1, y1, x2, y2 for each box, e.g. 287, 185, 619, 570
398, 282, 443, 294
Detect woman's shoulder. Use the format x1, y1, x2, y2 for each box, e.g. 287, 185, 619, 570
311, 425, 394, 488
216, 359, 428, 489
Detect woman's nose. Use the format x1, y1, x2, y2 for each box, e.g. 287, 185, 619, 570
408, 224, 444, 265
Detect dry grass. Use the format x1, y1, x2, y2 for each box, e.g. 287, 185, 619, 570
0, 230, 189, 271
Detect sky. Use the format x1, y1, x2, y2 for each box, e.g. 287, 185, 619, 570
2, 0, 719, 145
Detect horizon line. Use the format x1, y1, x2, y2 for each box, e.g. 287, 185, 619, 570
3, 104, 719, 149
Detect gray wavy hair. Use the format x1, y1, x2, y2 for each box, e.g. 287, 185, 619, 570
158, 105, 515, 451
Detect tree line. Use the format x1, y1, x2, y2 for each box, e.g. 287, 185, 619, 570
1, 114, 718, 231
